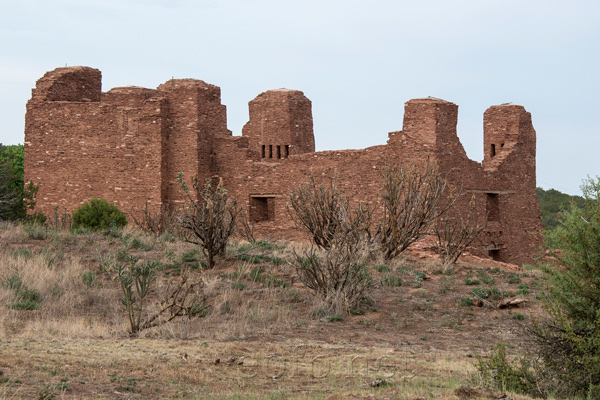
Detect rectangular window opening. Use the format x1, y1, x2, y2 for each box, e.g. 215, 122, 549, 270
489, 249, 501, 261
284, 145, 289, 158
269, 145, 273, 159
261, 145, 265, 159
486, 193, 499, 222
277, 145, 281, 159
249, 196, 275, 222
491, 143, 496, 157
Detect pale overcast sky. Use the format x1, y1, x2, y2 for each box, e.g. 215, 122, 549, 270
1, 0, 598, 194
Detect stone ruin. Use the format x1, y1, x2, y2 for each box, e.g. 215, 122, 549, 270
24, 66, 543, 264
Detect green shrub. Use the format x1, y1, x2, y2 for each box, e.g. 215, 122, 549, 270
382, 275, 403, 287
72, 198, 127, 231
328, 313, 343, 322
475, 342, 538, 396
516, 284, 530, 295
349, 307, 365, 315
460, 297, 474, 307
374, 265, 391, 273
81, 271, 100, 288
2, 274, 41, 310
25, 224, 47, 240
507, 273, 521, 285
477, 270, 495, 285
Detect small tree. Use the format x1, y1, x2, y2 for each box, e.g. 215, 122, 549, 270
72, 198, 127, 231
530, 176, 600, 398
177, 173, 241, 269
378, 161, 449, 260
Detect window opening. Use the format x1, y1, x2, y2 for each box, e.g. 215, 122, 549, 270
277, 145, 281, 159
249, 196, 276, 222
269, 145, 273, 159
261, 145, 265, 159
491, 144, 496, 157
489, 249, 500, 261
486, 193, 499, 222
284, 145, 289, 158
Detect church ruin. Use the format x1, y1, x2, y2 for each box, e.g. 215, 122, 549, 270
24, 66, 543, 264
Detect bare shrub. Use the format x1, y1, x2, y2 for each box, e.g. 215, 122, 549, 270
378, 160, 450, 260
288, 172, 374, 250
293, 238, 372, 315
111, 253, 209, 335
47, 206, 71, 231
130, 201, 179, 236
177, 174, 242, 269
236, 209, 256, 243
288, 172, 375, 315
434, 195, 486, 265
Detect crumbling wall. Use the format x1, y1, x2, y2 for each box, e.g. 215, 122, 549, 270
24, 67, 168, 217
24, 67, 543, 265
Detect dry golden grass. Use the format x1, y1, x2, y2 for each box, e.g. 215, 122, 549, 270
0, 223, 552, 399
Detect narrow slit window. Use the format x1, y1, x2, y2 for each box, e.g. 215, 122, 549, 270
277, 145, 281, 159
261, 145, 265, 158
284, 145, 289, 158
269, 145, 273, 158
491, 144, 496, 157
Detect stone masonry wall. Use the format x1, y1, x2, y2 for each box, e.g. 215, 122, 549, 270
24, 67, 543, 265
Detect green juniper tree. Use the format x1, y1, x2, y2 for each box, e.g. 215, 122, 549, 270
533, 177, 600, 398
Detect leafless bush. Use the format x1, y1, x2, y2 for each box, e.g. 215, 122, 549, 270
288, 172, 374, 249
293, 237, 372, 315
48, 206, 72, 231
236, 209, 256, 243
177, 174, 242, 269
378, 160, 450, 260
130, 201, 178, 236
111, 253, 209, 335
289, 172, 375, 315
434, 195, 486, 265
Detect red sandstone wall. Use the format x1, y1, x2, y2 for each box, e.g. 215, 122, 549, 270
24, 66, 543, 265
242, 90, 314, 161
24, 67, 167, 217
156, 79, 230, 207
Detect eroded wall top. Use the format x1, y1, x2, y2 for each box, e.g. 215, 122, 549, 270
31, 66, 102, 102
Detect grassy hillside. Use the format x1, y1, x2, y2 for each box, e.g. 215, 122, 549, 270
0, 221, 547, 399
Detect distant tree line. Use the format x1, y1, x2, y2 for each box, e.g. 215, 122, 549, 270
536, 187, 584, 230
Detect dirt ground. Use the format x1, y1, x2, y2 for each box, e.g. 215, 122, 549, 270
0, 225, 545, 399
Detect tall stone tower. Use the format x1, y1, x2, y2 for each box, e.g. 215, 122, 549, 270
242, 89, 314, 160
